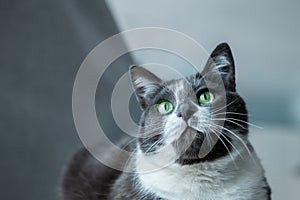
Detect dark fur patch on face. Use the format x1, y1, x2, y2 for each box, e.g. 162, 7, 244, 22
138, 134, 164, 153
174, 85, 248, 165
175, 131, 232, 165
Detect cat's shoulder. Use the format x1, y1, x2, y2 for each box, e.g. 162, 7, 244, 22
60, 147, 122, 199
60, 137, 140, 200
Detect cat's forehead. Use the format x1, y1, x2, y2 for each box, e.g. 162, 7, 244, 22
164, 78, 197, 100
165, 73, 202, 90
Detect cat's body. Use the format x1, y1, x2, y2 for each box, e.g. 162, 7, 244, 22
61, 43, 271, 200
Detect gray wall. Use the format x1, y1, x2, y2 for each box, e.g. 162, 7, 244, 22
0, 1, 132, 199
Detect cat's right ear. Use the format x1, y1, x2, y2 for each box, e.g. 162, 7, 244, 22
202, 43, 236, 91
129, 66, 162, 109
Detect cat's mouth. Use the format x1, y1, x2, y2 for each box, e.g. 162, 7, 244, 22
174, 126, 206, 144
174, 127, 205, 148
173, 128, 218, 164
183, 126, 205, 137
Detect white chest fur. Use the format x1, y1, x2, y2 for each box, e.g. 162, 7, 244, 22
136, 151, 267, 200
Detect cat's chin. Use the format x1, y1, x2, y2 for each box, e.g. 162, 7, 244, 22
175, 150, 204, 165
172, 129, 206, 165
176, 158, 203, 165
175, 128, 231, 165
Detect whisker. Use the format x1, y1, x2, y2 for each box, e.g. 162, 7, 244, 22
212, 118, 247, 129
212, 112, 248, 117
213, 117, 262, 129
140, 133, 163, 144
207, 126, 238, 168
122, 137, 138, 150
145, 137, 164, 154
123, 135, 164, 168
140, 127, 163, 134
210, 99, 239, 114
212, 123, 256, 164
139, 127, 164, 137
201, 131, 211, 153
140, 122, 164, 128
208, 125, 244, 160
207, 131, 213, 152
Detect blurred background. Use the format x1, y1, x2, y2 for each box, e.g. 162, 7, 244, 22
1, 0, 299, 199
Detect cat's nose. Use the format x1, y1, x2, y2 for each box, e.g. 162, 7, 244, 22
176, 103, 197, 121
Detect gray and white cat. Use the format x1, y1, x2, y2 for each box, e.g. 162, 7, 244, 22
61, 43, 271, 200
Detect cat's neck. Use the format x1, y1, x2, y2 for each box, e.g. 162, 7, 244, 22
135, 142, 264, 200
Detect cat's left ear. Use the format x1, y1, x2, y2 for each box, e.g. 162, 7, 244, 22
129, 66, 162, 109
202, 43, 236, 91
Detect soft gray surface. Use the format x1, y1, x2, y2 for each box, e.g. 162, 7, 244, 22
0, 1, 132, 199
250, 127, 300, 200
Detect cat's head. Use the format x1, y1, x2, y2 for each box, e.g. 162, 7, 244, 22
130, 43, 248, 166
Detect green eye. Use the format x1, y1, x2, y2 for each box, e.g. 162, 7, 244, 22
199, 91, 214, 105
157, 100, 174, 115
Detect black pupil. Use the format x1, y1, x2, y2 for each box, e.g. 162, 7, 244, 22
204, 93, 208, 100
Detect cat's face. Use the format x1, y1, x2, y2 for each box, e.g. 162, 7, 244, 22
130, 43, 248, 165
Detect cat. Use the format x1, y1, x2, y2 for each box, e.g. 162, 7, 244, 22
60, 43, 271, 200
